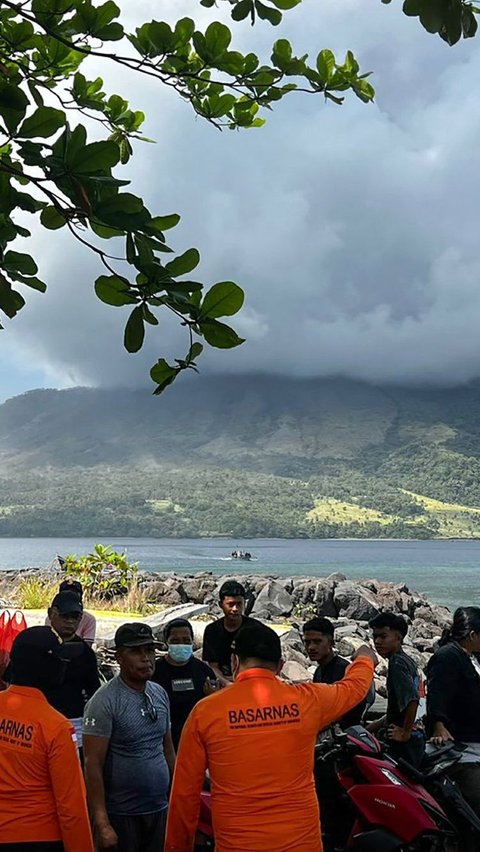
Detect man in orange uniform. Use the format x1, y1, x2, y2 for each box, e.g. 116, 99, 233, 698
0, 626, 93, 852
165, 622, 376, 852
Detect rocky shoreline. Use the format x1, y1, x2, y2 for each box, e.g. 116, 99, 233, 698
0, 568, 452, 699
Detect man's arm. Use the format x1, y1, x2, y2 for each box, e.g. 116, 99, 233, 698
48, 723, 94, 852
83, 735, 117, 851
310, 647, 376, 730
388, 700, 418, 742
164, 729, 176, 779
165, 708, 208, 851
84, 647, 101, 698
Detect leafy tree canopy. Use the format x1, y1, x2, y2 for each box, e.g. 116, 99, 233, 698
0, 0, 475, 392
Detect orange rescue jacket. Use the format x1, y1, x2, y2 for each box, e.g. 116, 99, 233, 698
0, 684, 93, 851
165, 656, 374, 852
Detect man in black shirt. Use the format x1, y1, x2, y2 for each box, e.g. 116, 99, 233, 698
368, 612, 424, 768
303, 617, 367, 728
46, 590, 100, 762
202, 581, 260, 682
153, 618, 216, 750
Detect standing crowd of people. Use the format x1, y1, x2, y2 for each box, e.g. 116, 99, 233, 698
0, 577, 479, 851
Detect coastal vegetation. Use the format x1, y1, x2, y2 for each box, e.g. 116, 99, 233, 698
2, 379, 480, 539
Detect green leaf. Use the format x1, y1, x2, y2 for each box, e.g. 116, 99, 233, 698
255, 1, 282, 24
95, 275, 137, 306
402, 0, 421, 14
149, 214, 180, 232
231, 0, 253, 21
188, 342, 204, 361
199, 319, 245, 348
164, 248, 200, 277
94, 193, 150, 229
0, 274, 25, 319
40, 206, 66, 230
0, 84, 28, 133
11, 274, 46, 293
18, 107, 65, 139
204, 22, 232, 59
270, 0, 301, 7
316, 49, 335, 84
69, 140, 120, 173
150, 358, 179, 394
142, 303, 158, 325
3, 251, 38, 276
199, 281, 244, 319
124, 305, 145, 352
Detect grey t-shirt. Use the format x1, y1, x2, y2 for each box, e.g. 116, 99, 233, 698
83, 676, 171, 815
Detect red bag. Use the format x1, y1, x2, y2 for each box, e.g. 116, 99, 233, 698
0, 610, 27, 679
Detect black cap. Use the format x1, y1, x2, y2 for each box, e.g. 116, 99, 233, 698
51, 591, 83, 615
59, 579, 83, 598
11, 626, 64, 660
114, 622, 156, 649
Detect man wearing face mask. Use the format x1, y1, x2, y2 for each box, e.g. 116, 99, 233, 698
165, 622, 376, 852
152, 618, 216, 750
0, 626, 93, 851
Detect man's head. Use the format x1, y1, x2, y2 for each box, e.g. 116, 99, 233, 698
231, 623, 282, 678
164, 618, 194, 664
219, 580, 246, 627
114, 623, 157, 685
369, 612, 408, 659
48, 591, 83, 641
10, 626, 67, 691
59, 579, 83, 600
302, 617, 335, 665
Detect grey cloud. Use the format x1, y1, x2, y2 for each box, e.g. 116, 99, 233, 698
5, 1, 480, 389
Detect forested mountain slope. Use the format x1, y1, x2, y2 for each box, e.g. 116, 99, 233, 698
1, 376, 480, 538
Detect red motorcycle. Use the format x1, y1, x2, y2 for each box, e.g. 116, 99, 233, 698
194, 727, 479, 851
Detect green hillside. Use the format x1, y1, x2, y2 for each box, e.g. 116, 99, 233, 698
1, 376, 480, 538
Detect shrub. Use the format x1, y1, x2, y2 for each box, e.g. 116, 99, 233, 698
15, 578, 58, 610
64, 544, 138, 600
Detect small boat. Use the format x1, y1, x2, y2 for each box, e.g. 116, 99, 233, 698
231, 550, 253, 561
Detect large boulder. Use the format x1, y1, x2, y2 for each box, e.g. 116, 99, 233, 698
251, 580, 293, 618
334, 581, 379, 621
312, 579, 337, 617
281, 660, 310, 682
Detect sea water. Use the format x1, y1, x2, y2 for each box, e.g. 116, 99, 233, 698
0, 537, 479, 611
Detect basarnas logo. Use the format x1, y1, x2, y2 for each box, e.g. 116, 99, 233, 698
228, 703, 301, 729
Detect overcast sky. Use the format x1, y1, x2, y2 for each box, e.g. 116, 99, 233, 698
2, 0, 480, 401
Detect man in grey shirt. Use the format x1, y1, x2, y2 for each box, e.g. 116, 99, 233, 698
83, 623, 175, 852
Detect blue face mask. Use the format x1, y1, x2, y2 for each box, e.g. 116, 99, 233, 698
168, 643, 193, 663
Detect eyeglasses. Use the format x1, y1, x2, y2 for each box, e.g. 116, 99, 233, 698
143, 690, 158, 722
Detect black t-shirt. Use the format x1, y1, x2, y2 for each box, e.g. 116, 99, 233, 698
45, 636, 100, 719
386, 649, 420, 727
153, 656, 215, 749
313, 654, 367, 729
202, 615, 260, 677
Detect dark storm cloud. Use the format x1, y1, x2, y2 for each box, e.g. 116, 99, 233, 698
4, 0, 480, 388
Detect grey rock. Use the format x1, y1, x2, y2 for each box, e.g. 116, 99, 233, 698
334, 581, 379, 621
281, 660, 310, 682
251, 579, 293, 618
312, 580, 337, 617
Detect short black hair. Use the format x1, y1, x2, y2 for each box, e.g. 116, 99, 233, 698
302, 617, 335, 638
164, 618, 193, 641
369, 612, 408, 639
233, 623, 281, 664
219, 580, 246, 601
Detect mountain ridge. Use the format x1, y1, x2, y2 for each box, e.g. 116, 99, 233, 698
1, 376, 480, 538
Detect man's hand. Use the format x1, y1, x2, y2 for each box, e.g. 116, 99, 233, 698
430, 721, 454, 747
353, 644, 378, 668
388, 724, 411, 743
96, 823, 118, 850
203, 677, 217, 696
